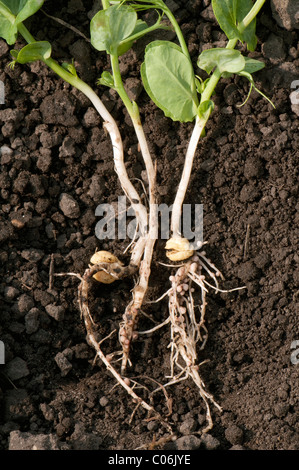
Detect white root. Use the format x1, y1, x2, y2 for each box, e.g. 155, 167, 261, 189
57, 54, 226, 436
118, 110, 158, 373
160, 247, 246, 432
78, 281, 169, 426
72, 261, 173, 432
79, 88, 159, 373
157, 249, 240, 433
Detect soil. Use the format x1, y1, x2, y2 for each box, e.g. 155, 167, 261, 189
0, 0, 298, 452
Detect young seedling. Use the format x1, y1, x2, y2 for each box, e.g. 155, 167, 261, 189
0, 0, 273, 435
0, 0, 169, 426
90, 0, 165, 372
118, 0, 273, 431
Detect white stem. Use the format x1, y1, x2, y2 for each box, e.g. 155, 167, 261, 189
119, 113, 158, 372
171, 115, 206, 239
132, 118, 156, 200
130, 115, 158, 305
81, 84, 148, 242
130, 236, 147, 267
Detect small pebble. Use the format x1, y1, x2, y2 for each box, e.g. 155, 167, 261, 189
99, 396, 109, 407
16, 294, 34, 316
173, 435, 202, 450
21, 248, 44, 262
25, 308, 40, 334
54, 352, 72, 377
147, 420, 159, 432
179, 418, 197, 435
4, 286, 20, 300
59, 193, 80, 219
5, 357, 30, 381
201, 433, 221, 450
45, 304, 65, 321
225, 425, 244, 445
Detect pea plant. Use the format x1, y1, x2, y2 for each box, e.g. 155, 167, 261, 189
1, 0, 272, 434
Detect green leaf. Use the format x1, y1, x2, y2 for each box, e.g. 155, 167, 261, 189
10, 49, 18, 59
197, 48, 245, 75
97, 70, 115, 88
212, 0, 257, 51
195, 76, 210, 94
1, 0, 44, 16
0, 0, 44, 44
0, 3, 16, 44
198, 100, 214, 120
12, 41, 51, 64
117, 19, 148, 55
62, 60, 77, 76
141, 41, 198, 122
195, 77, 204, 94
90, 4, 137, 55
242, 56, 265, 73
14, 0, 44, 23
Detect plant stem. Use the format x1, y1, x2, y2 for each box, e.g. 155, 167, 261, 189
169, 0, 265, 241
238, 0, 267, 33
119, 15, 169, 47
170, 114, 208, 239
101, 3, 156, 231
161, 2, 198, 105
110, 52, 156, 194
162, 6, 189, 59
100, 1, 159, 369
17, 21, 148, 263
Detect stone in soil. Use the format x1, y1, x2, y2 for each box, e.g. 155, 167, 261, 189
59, 193, 80, 219
9, 430, 65, 450
5, 357, 30, 381
270, 0, 299, 30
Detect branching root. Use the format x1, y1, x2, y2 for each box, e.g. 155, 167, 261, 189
159, 249, 244, 433
75, 260, 172, 433
57, 246, 243, 435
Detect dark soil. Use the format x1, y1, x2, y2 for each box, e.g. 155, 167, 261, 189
1, 0, 298, 451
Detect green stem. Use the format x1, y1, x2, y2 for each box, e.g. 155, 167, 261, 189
101, 1, 155, 228
162, 3, 198, 105
17, 20, 149, 241
238, 0, 266, 33
200, 39, 237, 104
100, 1, 136, 119
200, 0, 266, 104
17, 22, 87, 91
170, 0, 266, 240
17, 21, 130, 123
162, 7, 189, 59
110, 51, 135, 115
101, 0, 110, 9
119, 16, 169, 47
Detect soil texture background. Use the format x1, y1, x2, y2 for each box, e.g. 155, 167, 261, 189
0, 0, 298, 451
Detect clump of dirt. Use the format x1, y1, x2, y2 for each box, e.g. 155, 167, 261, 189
0, 0, 298, 451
